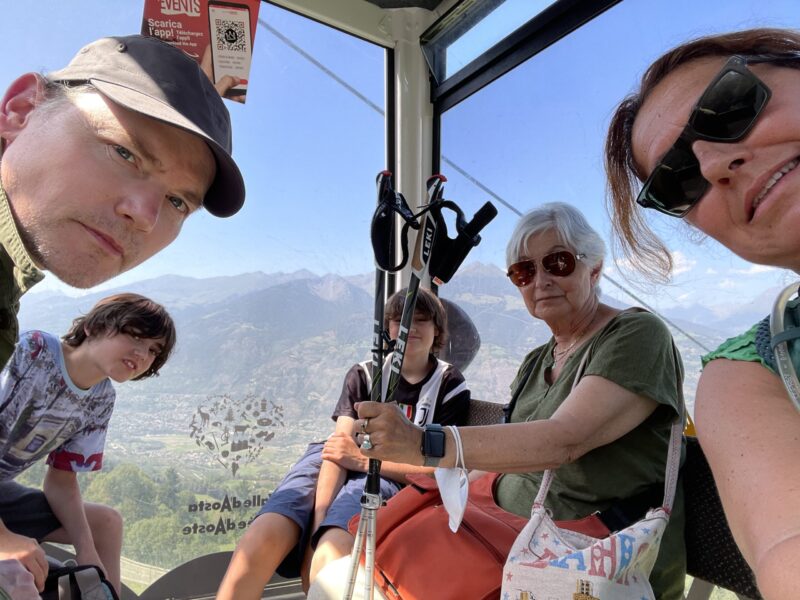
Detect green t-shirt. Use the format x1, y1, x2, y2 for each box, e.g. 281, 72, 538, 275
702, 297, 800, 375
494, 310, 686, 600
701, 320, 766, 369
0, 183, 43, 370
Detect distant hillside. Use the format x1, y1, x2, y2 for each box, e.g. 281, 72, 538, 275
661, 284, 779, 334
20, 273, 373, 420
17, 264, 770, 471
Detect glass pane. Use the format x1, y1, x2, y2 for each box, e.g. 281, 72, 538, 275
446, 0, 558, 78
7, 1, 384, 596
438, 0, 800, 414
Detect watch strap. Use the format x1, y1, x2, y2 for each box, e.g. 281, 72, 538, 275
423, 454, 442, 467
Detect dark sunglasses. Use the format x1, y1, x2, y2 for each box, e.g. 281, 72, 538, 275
506, 251, 585, 287
636, 53, 800, 218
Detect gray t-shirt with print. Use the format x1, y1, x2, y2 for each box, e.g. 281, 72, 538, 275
0, 330, 115, 480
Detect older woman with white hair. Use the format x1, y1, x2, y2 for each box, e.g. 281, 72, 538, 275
356, 202, 687, 599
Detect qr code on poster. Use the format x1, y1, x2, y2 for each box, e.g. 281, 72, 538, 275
214, 19, 247, 52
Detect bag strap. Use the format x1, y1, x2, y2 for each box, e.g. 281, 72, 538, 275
58, 573, 73, 600
55, 566, 118, 600
74, 567, 106, 598
534, 343, 685, 514
660, 408, 683, 513
659, 340, 686, 513
770, 282, 800, 410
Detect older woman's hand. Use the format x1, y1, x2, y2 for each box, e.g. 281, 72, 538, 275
355, 402, 424, 466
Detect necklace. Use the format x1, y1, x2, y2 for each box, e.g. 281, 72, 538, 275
552, 317, 595, 362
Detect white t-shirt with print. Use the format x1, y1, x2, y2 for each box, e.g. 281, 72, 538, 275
0, 330, 115, 480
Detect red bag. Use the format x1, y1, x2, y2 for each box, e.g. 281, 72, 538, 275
349, 472, 610, 600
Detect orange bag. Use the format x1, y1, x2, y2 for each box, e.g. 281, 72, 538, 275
349, 472, 522, 600
348, 472, 610, 600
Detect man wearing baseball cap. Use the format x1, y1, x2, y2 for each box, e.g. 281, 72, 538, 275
0, 35, 245, 593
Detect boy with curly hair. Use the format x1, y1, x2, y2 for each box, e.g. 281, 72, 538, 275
0, 293, 176, 594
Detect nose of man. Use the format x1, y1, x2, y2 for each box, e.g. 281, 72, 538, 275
117, 184, 165, 233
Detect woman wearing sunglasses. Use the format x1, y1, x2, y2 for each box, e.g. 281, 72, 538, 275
606, 28, 800, 599
355, 202, 687, 599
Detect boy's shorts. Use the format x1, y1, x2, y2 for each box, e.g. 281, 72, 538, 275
0, 481, 62, 541
257, 441, 402, 579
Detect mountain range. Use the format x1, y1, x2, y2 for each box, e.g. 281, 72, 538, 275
17, 263, 776, 445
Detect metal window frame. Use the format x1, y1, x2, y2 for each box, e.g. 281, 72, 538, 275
424, 0, 622, 113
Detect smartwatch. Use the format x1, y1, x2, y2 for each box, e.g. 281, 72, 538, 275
421, 424, 446, 467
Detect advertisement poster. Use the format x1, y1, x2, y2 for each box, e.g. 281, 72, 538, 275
142, 0, 260, 102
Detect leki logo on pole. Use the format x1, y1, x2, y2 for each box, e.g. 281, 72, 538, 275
422, 218, 435, 263
411, 217, 436, 271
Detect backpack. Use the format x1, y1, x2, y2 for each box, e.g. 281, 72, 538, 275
41, 565, 118, 600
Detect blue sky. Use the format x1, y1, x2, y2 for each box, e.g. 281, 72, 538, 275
440, 0, 800, 309
2, 0, 799, 311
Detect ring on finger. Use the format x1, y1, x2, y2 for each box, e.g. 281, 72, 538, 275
361, 433, 373, 450
361, 418, 369, 434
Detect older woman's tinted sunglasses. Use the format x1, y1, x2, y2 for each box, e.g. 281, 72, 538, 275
506, 251, 585, 287
637, 54, 800, 218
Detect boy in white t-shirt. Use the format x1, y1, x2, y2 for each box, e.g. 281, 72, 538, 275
218, 288, 471, 600
0, 293, 176, 595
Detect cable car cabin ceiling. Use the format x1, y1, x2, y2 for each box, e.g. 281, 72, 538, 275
365, 0, 445, 9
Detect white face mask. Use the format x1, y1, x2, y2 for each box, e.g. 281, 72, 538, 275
434, 425, 468, 532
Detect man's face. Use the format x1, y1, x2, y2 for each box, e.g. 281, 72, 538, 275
0, 84, 215, 288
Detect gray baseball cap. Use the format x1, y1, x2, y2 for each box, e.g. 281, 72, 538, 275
49, 35, 245, 218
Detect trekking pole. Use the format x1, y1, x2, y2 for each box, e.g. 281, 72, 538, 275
382, 175, 447, 402
344, 171, 419, 600
345, 174, 497, 599
363, 174, 446, 600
